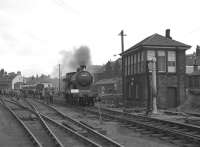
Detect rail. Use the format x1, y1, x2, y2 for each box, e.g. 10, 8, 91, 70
83, 107, 200, 145
32, 99, 124, 147
0, 97, 42, 147
24, 99, 65, 147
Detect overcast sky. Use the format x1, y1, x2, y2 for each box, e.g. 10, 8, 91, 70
0, 0, 200, 77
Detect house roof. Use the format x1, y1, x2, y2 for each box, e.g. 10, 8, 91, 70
0, 74, 17, 82
121, 33, 191, 55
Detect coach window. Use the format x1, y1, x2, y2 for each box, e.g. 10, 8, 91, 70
168, 51, 176, 73
157, 51, 166, 72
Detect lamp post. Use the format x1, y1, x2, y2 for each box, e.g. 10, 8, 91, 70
151, 57, 158, 114
146, 60, 151, 115
58, 64, 61, 94
146, 57, 158, 115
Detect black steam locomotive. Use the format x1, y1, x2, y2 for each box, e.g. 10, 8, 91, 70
63, 65, 96, 106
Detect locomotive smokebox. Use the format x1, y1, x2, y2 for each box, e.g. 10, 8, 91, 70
76, 70, 93, 87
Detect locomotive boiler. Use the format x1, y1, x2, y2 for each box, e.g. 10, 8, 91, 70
63, 65, 96, 106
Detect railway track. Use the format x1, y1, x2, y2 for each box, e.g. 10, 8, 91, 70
5, 97, 103, 147
0, 98, 37, 147
1, 97, 63, 147
9, 96, 200, 146
79, 106, 200, 147
26, 98, 123, 147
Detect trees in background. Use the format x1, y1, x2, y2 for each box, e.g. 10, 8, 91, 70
113, 60, 121, 76
102, 59, 121, 78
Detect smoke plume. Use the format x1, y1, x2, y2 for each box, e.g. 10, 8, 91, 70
51, 46, 92, 77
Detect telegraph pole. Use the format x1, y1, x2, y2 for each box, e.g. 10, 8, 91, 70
119, 30, 126, 52
119, 30, 126, 106
58, 64, 61, 93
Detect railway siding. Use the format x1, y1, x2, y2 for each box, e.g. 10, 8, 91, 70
3, 97, 62, 147
42, 102, 178, 147
28, 99, 124, 147
83, 107, 200, 146
0, 98, 38, 147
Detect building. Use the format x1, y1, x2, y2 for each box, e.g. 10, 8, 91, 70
121, 29, 191, 108
186, 46, 200, 92
94, 77, 122, 94
0, 71, 24, 90
186, 45, 200, 74
93, 59, 122, 82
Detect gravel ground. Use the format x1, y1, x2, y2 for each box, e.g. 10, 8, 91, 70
53, 96, 187, 124
0, 103, 34, 147
53, 105, 177, 147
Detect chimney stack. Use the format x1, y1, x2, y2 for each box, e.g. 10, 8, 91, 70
165, 29, 172, 39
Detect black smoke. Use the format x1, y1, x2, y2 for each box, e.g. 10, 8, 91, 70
51, 46, 92, 77
69, 46, 91, 69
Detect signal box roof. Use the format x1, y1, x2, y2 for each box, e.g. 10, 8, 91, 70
121, 33, 191, 56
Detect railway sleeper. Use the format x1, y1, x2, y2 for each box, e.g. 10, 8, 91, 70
19, 116, 36, 121
123, 112, 200, 131
105, 113, 200, 144
139, 130, 153, 135
62, 121, 79, 132
80, 121, 102, 131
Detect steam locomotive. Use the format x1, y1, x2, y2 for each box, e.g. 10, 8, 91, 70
63, 65, 96, 106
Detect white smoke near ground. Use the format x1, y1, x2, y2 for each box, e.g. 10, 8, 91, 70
51, 45, 92, 77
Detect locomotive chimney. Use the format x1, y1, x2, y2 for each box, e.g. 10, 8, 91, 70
80, 65, 86, 71
165, 29, 172, 39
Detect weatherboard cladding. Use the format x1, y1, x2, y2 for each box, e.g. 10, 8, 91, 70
121, 33, 191, 55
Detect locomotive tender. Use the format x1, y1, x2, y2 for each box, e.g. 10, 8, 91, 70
63, 65, 96, 106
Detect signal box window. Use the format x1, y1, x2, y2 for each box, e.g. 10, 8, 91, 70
168, 51, 176, 72
127, 56, 129, 75
158, 51, 166, 72
131, 55, 134, 75
124, 57, 127, 76
128, 56, 131, 75
134, 54, 137, 74
137, 52, 141, 73
140, 51, 144, 72
147, 50, 155, 71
